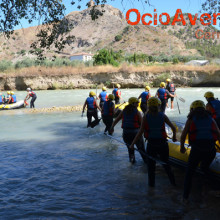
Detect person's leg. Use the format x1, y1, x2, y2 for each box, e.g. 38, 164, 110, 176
123, 131, 136, 163
136, 136, 148, 163
146, 142, 157, 187
140, 103, 147, 113
183, 147, 201, 199
160, 100, 166, 113
170, 97, 174, 109
87, 111, 92, 127
115, 97, 120, 104
159, 142, 176, 186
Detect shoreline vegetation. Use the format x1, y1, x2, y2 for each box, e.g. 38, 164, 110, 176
0, 63, 220, 90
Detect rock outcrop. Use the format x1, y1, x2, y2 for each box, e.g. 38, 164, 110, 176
0, 69, 220, 91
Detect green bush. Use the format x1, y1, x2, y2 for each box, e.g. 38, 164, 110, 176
115, 35, 122, 42
0, 60, 13, 72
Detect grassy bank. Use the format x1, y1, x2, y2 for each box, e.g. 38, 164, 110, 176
1, 63, 220, 77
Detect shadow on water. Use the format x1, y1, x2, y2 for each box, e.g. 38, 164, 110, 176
0, 120, 220, 219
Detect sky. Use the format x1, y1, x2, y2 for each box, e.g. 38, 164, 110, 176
15, 0, 219, 29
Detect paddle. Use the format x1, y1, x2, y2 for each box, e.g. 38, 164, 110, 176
178, 97, 185, 103
176, 97, 181, 114
104, 133, 167, 165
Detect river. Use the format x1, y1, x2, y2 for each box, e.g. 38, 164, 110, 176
0, 88, 220, 219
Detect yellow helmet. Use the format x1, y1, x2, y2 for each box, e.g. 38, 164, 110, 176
145, 86, 151, 91
128, 97, 139, 105
160, 82, 165, 87
108, 94, 115, 100
11, 91, 14, 95
102, 86, 107, 91
191, 100, 205, 109
116, 84, 121, 88
204, 91, 214, 99
7, 91, 10, 94
166, 78, 171, 82
148, 97, 161, 107
89, 91, 96, 96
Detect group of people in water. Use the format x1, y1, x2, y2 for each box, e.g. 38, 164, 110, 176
82, 79, 220, 203
0, 88, 37, 108
0, 91, 17, 105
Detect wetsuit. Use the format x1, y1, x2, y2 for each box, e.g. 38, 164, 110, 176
166, 82, 175, 101
208, 98, 220, 129
29, 91, 37, 108
156, 88, 169, 113
86, 97, 99, 128
112, 88, 121, 104
144, 112, 176, 187
183, 115, 217, 199
99, 91, 108, 109
122, 108, 147, 163
140, 91, 150, 113
102, 100, 114, 134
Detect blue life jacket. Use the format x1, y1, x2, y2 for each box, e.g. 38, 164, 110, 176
144, 112, 167, 139
189, 116, 217, 142
86, 97, 96, 110
157, 88, 168, 100
122, 108, 140, 129
141, 91, 149, 104
103, 101, 114, 116
99, 91, 107, 102
210, 99, 220, 119
12, 95, 17, 103
113, 88, 118, 97
0, 96, 2, 103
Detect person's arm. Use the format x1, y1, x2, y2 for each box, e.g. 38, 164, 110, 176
7, 96, 11, 104
212, 119, 220, 142
164, 114, 177, 142
110, 111, 123, 134
82, 100, 87, 113
95, 100, 102, 111
129, 114, 146, 150
148, 92, 151, 98
166, 90, 176, 98
180, 119, 191, 153
155, 90, 158, 97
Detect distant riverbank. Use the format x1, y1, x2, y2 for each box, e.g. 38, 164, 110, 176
0, 64, 220, 90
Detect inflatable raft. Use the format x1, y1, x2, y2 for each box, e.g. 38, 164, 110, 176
114, 102, 142, 117
0, 100, 27, 110
168, 140, 220, 179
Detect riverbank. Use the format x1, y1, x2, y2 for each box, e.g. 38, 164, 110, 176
0, 64, 220, 90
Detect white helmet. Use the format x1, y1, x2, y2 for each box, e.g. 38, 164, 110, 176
27, 88, 31, 91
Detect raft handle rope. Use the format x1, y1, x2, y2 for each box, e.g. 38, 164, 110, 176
104, 133, 167, 165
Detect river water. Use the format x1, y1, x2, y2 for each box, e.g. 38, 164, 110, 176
1, 88, 220, 219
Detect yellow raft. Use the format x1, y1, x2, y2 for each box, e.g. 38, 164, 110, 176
0, 100, 27, 110
168, 140, 220, 177
115, 102, 142, 112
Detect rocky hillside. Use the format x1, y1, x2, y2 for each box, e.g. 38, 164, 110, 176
0, 5, 199, 62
